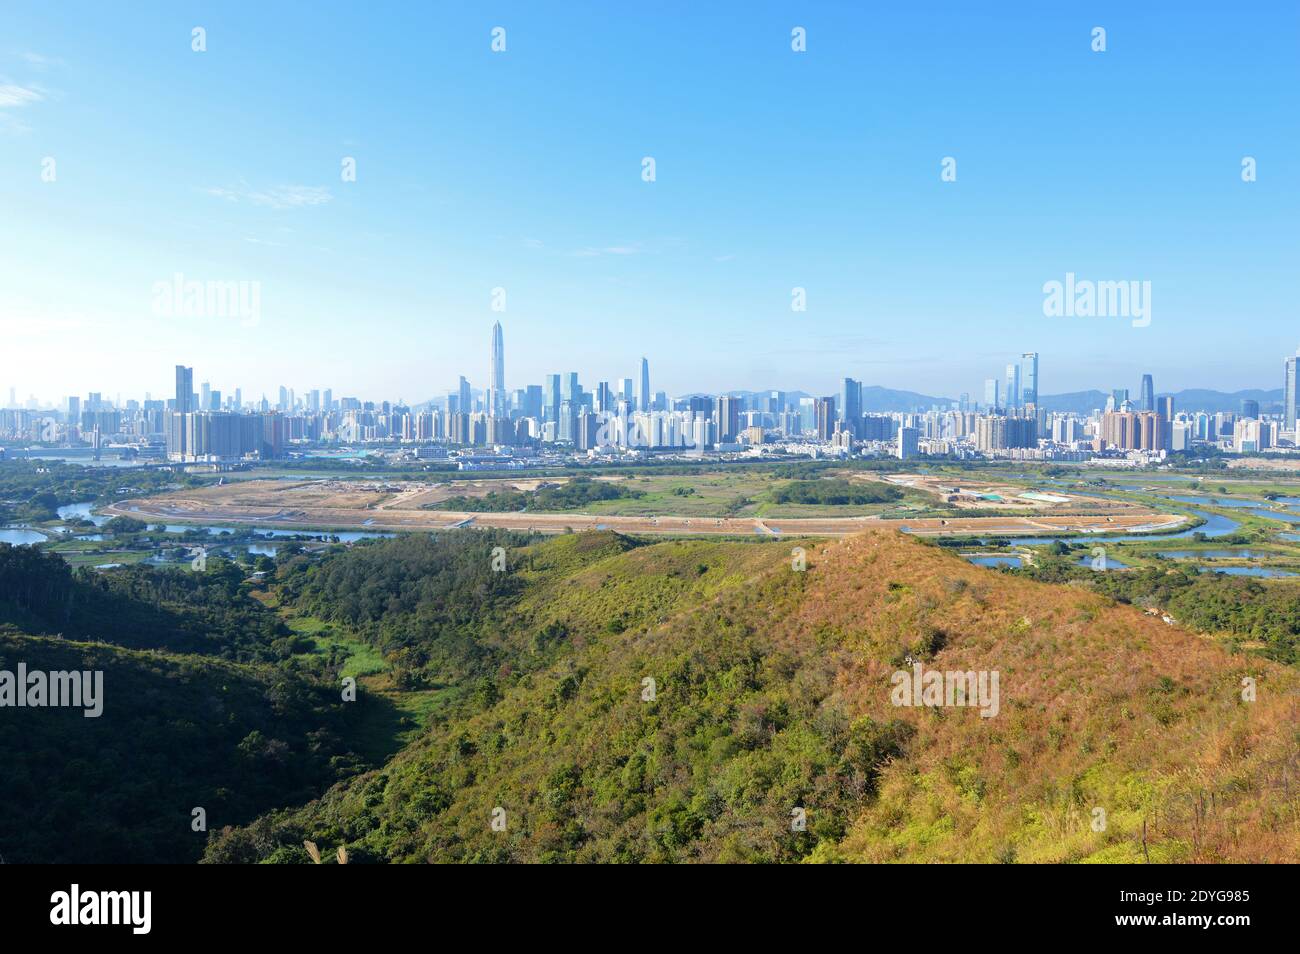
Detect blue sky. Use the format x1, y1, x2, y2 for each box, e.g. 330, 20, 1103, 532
1, 1, 1297, 406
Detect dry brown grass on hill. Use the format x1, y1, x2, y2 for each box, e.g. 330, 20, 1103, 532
789, 531, 1299, 863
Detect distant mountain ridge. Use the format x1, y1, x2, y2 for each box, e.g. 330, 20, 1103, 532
713, 387, 953, 412
741, 386, 1283, 415
1038, 388, 1283, 416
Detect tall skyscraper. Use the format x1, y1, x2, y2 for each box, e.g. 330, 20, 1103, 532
841, 377, 862, 426
175, 365, 193, 413
458, 376, 473, 415
488, 321, 505, 415
524, 384, 543, 419
716, 395, 741, 443
983, 378, 999, 410
1285, 350, 1299, 432
170, 365, 195, 458
544, 374, 561, 422
638, 357, 650, 412
557, 400, 577, 442
896, 426, 919, 460
1004, 363, 1021, 409
1020, 353, 1039, 406
814, 396, 836, 440
1139, 374, 1155, 411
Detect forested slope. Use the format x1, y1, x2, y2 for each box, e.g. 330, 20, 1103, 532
0, 628, 367, 863
0, 544, 373, 862
203, 530, 1300, 863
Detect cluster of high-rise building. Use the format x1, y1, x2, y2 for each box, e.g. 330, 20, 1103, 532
5, 335, 1300, 467
980, 352, 1039, 412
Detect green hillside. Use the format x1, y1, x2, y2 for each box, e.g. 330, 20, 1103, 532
0, 542, 387, 863
201, 530, 1300, 863
0, 628, 369, 863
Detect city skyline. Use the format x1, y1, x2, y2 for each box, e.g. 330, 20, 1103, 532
15, 319, 1290, 430
6, 330, 1279, 463
2, 3, 1298, 402
5, 329, 1298, 414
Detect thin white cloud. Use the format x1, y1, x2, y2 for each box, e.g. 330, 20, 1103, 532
571, 244, 642, 257
0, 81, 44, 108
0, 79, 45, 134
204, 181, 334, 210
0, 113, 31, 134
18, 52, 64, 70
523, 237, 645, 257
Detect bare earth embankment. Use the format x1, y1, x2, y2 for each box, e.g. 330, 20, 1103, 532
105, 477, 1188, 539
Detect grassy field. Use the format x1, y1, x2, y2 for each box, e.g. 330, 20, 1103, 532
49, 546, 154, 569
283, 613, 449, 759
287, 615, 387, 678
578, 472, 773, 516
558, 471, 929, 518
